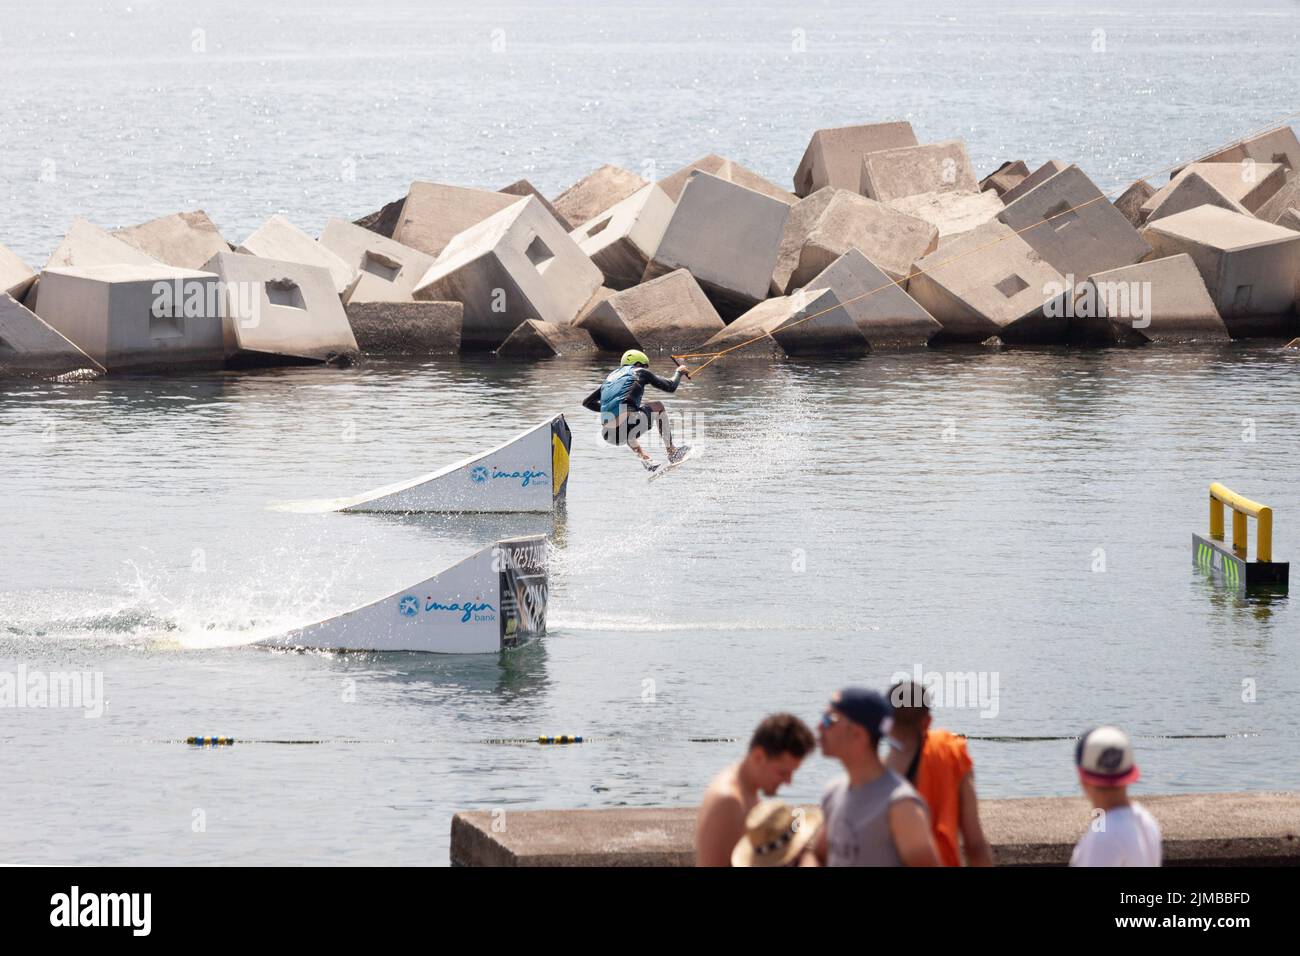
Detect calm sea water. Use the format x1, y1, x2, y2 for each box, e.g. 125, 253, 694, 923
2, 1, 1299, 864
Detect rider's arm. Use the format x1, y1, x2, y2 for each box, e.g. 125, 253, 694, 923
638, 367, 684, 393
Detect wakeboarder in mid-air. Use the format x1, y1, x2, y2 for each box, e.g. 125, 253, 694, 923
583, 349, 691, 473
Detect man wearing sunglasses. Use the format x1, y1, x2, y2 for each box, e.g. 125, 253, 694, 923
805, 688, 940, 867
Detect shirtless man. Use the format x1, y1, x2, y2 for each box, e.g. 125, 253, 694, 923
695, 713, 817, 867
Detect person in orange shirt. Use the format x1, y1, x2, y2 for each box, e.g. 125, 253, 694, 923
884, 680, 994, 867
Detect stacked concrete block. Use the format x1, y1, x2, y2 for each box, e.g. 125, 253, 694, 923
413, 196, 603, 350
1070, 255, 1229, 346
500, 180, 572, 231
770, 188, 840, 295
344, 301, 461, 354
551, 165, 648, 229
1000, 160, 1068, 205
1277, 208, 1300, 232
114, 210, 230, 270
1141, 206, 1300, 335
319, 219, 435, 304
1255, 178, 1300, 224
786, 190, 938, 289
237, 215, 359, 299
1145, 171, 1251, 224
570, 184, 674, 290
392, 182, 521, 258
1191, 126, 1300, 179
859, 140, 978, 202
1, 241, 37, 301
1114, 180, 1155, 227
980, 161, 1030, 197
793, 121, 918, 197
497, 319, 596, 358
658, 154, 796, 205
697, 287, 867, 356
1143, 163, 1286, 219
577, 268, 724, 353
641, 171, 790, 318
353, 196, 406, 238
795, 248, 941, 347
44, 219, 162, 271
203, 252, 360, 365
0, 293, 105, 378
996, 165, 1150, 280
907, 221, 1068, 343
887, 190, 1003, 239
33, 264, 225, 372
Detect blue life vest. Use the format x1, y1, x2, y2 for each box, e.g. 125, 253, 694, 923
599, 365, 640, 421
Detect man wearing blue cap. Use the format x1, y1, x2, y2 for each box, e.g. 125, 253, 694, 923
805, 688, 940, 867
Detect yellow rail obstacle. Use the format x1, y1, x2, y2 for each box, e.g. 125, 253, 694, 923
1193, 483, 1289, 592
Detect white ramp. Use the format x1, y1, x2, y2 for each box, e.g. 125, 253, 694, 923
257, 536, 548, 653
274, 415, 572, 514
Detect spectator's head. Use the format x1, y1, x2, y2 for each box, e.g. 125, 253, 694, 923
1075, 725, 1140, 798
818, 688, 891, 762
744, 713, 816, 796
731, 800, 823, 867
888, 679, 934, 739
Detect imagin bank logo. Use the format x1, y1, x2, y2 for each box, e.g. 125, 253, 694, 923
397, 594, 496, 623
50, 886, 151, 936
469, 465, 546, 487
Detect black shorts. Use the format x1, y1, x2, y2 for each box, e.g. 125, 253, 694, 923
602, 407, 652, 446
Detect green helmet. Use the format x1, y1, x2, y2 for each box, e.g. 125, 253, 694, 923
620, 349, 650, 367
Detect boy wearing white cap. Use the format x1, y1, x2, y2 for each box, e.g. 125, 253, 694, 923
1070, 725, 1162, 867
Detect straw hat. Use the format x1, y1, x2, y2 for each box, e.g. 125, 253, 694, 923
731, 800, 823, 867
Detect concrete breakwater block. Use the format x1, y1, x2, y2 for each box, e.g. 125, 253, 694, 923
770, 187, 838, 295
237, 215, 359, 299
1114, 179, 1156, 227
43, 219, 162, 273
570, 183, 674, 290
997, 165, 1150, 280
345, 301, 461, 354
33, 264, 225, 372
578, 268, 724, 353
1190, 125, 1300, 179
393, 182, 521, 259
979, 160, 1030, 197
787, 190, 938, 289
353, 195, 405, 239
1255, 177, 1300, 224
497, 318, 595, 358
1141, 206, 1300, 336
887, 189, 1003, 239
203, 252, 359, 365
500, 180, 572, 231
699, 295, 801, 353
794, 248, 940, 348
319, 219, 435, 304
551, 165, 648, 231
1070, 254, 1229, 346
859, 139, 978, 203
0, 292, 105, 379
1145, 171, 1251, 224
1143, 162, 1286, 219
1277, 208, 1300, 232
114, 210, 230, 270
794, 120, 918, 197
642, 171, 789, 318
1, 240, 37, 301
414, 196, 603, 350
658, 154, 796, 205
768, 287, 870, 356
907, 221, 1067, 343
999, 159, 1067, 206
